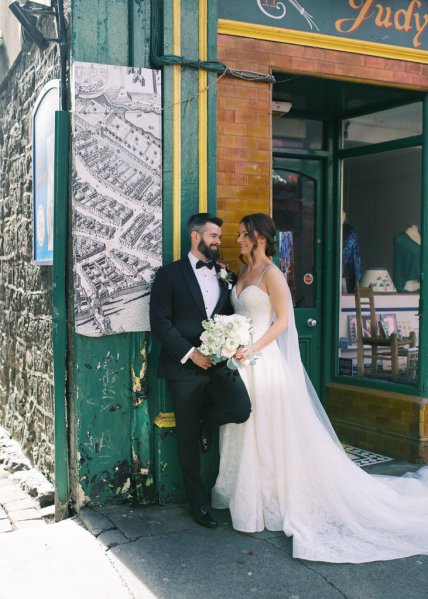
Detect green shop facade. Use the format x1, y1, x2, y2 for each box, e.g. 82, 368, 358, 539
50, 0, 428, 511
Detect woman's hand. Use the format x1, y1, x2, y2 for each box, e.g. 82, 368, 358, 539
234, 345, 253, 361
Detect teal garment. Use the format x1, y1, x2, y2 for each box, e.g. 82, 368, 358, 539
393, 232, 420, 292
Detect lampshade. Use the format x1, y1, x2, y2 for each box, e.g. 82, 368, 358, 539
360, 268, 397, 293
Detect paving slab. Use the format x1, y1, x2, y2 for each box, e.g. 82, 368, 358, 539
97, 503, 198, 540
79, 507, 116, 536
7, 508, 41, 522
0, 520, 13, 533
13, 519, 47, 530
98, 529, 129, 550
306, 554, 428, 599
3, 497, 38, 511
0, 517, 133, 599
0, 486, 29, 504
108, 525, 345, 599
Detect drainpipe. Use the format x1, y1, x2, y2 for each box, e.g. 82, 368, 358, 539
52, 110, 70, 520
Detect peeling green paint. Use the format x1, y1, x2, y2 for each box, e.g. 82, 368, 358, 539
70, 0, 220, 508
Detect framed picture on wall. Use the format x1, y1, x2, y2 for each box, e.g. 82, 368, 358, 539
348, 315, 372, 344
347, 313, 397, 344
379, 313, 398, 337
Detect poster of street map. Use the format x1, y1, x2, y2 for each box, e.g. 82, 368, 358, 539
72, 62, 162, 336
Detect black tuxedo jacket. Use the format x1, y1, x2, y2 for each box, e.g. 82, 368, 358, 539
149, 257, 233, 380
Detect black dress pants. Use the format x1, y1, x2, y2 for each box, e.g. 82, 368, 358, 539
167, 363, 251, 507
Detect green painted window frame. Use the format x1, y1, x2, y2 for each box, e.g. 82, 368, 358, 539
331, 98, 428, 397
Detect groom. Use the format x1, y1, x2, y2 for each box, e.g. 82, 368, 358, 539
150, 213, 251, 527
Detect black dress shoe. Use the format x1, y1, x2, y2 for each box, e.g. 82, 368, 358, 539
190, 505, 218, 528
199, 424, 212, 453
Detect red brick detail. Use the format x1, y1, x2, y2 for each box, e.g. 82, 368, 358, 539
217, 34, 428, 270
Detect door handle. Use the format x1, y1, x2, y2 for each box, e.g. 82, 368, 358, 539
307, 318, 318, 328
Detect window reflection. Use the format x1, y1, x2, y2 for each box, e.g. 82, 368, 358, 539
273, 117, 323, 150
342, 102, 422, 149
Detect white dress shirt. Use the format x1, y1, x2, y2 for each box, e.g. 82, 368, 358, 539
181, 251, 221, 363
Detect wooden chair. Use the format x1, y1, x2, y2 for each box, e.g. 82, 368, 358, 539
354, 286, 417, 382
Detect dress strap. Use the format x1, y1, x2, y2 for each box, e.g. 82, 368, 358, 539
256, 264, 275, 287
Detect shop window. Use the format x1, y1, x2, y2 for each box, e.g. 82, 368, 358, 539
273, 117, 323, 150
342, 103, 422, 149
339, 144, 421, 386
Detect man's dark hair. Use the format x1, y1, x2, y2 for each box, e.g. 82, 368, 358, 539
186, 213, 223, 238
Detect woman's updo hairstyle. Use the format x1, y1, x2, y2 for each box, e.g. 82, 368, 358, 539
240, 213, 277, 261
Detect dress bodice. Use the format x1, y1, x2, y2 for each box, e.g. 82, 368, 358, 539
232, 285, 272, 338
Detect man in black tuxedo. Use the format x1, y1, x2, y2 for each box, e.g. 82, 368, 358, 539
150, 213, 251, 527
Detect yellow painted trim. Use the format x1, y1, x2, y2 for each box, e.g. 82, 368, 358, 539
218, 19, 428, 65
199, 0, 208, 212
154, 412, 177, 429
173, 1, 181, 260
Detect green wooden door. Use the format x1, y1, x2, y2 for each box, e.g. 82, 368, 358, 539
272, 157, 323, 393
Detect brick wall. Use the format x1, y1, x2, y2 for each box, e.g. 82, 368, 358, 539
217, 76, 272, 271
0, 39, 60, 478
217, 34, 428, 268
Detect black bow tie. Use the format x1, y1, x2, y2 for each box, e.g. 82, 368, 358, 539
196, 260, 220, 272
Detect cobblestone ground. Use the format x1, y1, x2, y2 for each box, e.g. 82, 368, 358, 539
0, 427, 55, 532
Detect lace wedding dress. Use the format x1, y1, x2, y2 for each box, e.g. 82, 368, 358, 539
211, 281, 428, 563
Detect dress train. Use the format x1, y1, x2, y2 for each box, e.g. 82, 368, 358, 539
212, 284, 428, 563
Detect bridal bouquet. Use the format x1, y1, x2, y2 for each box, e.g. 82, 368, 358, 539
199, 314, 256, 370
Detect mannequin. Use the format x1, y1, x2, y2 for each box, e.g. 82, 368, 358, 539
393, 225, 420, 292
404, 225, 421, 245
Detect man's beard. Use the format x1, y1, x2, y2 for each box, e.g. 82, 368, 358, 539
198, 239, 219, 262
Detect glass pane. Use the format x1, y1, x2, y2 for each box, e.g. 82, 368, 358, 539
273, 117, 323, 150
273, 169, 315, 307
339, 147, 421, 386
343, 102, 422, 149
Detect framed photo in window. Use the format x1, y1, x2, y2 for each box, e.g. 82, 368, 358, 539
379, 313, 397, 337
347, 313, 397, 344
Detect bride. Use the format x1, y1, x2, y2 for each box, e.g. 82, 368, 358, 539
212, 212, 428, 563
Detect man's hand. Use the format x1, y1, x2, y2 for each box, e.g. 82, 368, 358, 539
189, 349, 213, 370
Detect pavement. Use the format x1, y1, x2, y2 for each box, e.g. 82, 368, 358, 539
0, 430, 428, 599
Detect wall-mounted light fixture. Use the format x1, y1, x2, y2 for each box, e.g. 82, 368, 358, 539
9, 1, 51, 50
272, 100, 293, 117
8, 0, 67, 109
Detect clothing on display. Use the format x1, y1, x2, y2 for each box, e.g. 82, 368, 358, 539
393, 226, 420, 292
342, 220, 362, 293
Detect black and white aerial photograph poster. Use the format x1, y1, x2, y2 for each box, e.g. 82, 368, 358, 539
72, 61, 162, 336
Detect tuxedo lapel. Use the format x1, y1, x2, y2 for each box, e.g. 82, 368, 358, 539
213, 282, 229, 315
180, 257, 207, 318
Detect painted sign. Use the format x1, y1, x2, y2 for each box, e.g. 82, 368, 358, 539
32, 80, 60, 265
218, 0, 428, 51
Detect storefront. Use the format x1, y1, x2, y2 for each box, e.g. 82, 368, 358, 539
216, 0, 428, 462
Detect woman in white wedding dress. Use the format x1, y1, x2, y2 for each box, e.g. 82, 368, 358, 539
212, 212, 428, 564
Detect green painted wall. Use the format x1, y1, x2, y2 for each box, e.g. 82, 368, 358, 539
70, 0, 219, 506
71, 0, 155, 506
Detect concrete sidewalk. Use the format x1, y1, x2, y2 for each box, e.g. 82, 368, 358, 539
0, 458, 427, 599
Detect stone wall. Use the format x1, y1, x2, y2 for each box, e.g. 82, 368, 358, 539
0, 35, 60, 478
